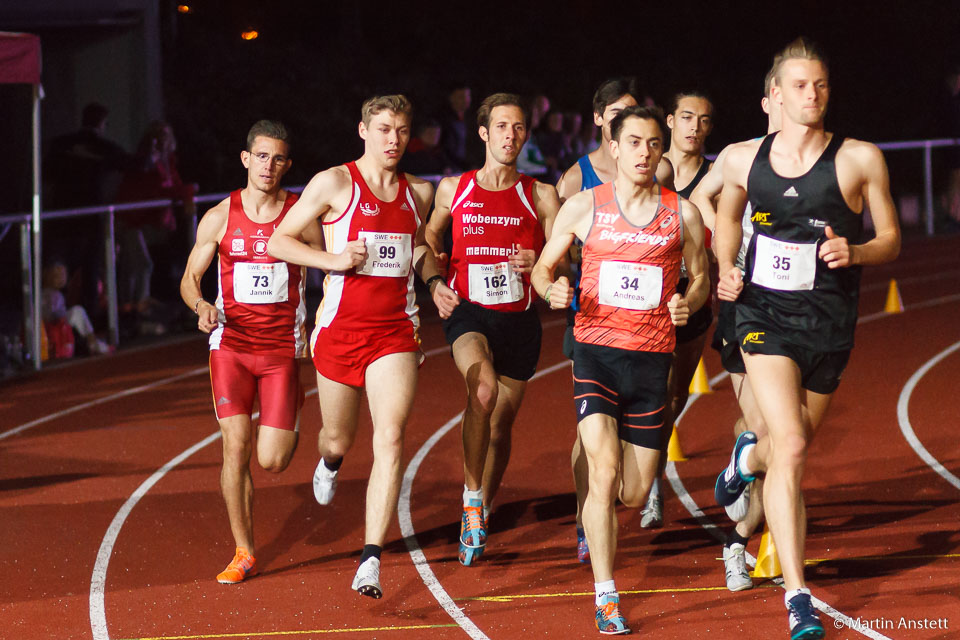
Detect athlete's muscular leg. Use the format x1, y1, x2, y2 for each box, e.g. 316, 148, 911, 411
741, 352, 814, 591
572, 433, 588, 528
578, 413, 622, 583
619, 442, 660, 508
481, 375, 527, 509
256, 425, 298, 473
732, 373, 768, 539
315, 373, 363, 462
451, 333, 499, 491
363, 351, 419, 546
219, 413, 256, 553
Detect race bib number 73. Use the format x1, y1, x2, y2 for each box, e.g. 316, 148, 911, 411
233, 262, 289, 304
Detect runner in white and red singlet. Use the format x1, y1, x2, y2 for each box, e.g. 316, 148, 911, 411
532, 106, 708, 636
267, 95, 458, 599
181, 120, 322, 585
424, 93, 560, 567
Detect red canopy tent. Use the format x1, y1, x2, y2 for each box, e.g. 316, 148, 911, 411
0, 31, 43, 369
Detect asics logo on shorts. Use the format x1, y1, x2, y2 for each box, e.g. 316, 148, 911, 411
580, 400, 587, 415
743, 332, 765, 345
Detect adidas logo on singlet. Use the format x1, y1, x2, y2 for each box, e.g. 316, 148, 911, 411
783, 186, 799, 197
400, 202, 411, 211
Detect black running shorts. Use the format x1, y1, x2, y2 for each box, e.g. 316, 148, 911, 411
736, 324, 851, 394
443, 300, 542, 381
710, 300, 746, 375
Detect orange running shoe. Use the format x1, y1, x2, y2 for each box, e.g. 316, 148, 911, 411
217, 547, 257, 584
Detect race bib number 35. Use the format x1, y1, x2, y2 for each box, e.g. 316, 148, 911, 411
752, 234, 816, 291
468, 262, 523, 305
357, 231, 412, 277
233, 262, 289, 304
598, 261, 662, 310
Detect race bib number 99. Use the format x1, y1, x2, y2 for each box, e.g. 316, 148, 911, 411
468, 262, 523, 305
357, 231, 412, 277
598, 261, 662, 310
233, 262, 289, 304
752, 235, 816, 291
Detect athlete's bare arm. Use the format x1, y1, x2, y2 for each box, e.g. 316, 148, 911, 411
531, 190, 594, 309
507, 181, 563, 274
715, 141, 763, 301
657, 156, 676, 191
267, 166, 367, 271
409, 175, 460, 318
671, 198, 710, 326
689, 143, 735, 233
423, 176, 458, 274
181, 199, 229, 333
556, 163, 583, 203
820, 140, 901, 268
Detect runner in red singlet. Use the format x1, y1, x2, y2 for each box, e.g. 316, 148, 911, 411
532, 106, 709, 635
267, 95, 457, 599
424, 93, 560, 566
181, 120, 321, 584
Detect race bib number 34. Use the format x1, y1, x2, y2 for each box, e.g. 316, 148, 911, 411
752, 235, 816, 291
468, 262, 523, 305
357, 231, 412, 277
598, 261, 662, 311
233, 262, 289, 304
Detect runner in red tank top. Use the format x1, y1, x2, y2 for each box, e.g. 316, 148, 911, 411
268, 95, 457, 599
181, 120, 324, 585
424, 93, 560, 567
532, 106, 709, 636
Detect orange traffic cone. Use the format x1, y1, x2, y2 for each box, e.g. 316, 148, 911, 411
688, 358, 711, 394
667, 424, 687, 462
884, 279, 903, 314
751, 524, 782, 578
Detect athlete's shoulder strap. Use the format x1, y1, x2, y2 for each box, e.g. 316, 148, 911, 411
592, 181, 617, 214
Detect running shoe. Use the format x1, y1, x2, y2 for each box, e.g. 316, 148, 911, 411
714, 431, 757, 508
577, 526, 590, 564
639, 491, 663, 529
725, 482, 751, 522
458, 498, 486, 566
351, 556, 382, 599
722, 543, 753, 592
313, 459, 338, 505
595, 592, 631, 635
216, 546, 257, 584
786, 591, 824, 640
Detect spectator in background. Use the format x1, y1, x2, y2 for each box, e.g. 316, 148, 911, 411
578, 115, 600, 156
42, 260, 110, 359
441, 86, 472, 171
517, 94, 551, 177
536, 110, 569, 184
563, 111, 585, 166
401, 118, 455, 177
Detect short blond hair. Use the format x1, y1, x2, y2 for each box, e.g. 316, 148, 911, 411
763, 65, 776, 98
772, 37, 828, 85
361, 94, 412, 126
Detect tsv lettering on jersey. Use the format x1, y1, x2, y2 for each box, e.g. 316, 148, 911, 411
461, 213, 521, 227
595, 212, 620, 227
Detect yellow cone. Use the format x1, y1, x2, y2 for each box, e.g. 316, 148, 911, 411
884, 279, 903, 314
688, 358, 712, 394
751, 525, 782, 578
667, 424, 687, 461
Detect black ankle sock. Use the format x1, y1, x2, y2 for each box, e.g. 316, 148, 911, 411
726, 530, 750, 548
360, 544, 382, 563
323, 456, 343, 472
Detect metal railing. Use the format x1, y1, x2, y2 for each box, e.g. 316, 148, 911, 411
4, 137, 958, 371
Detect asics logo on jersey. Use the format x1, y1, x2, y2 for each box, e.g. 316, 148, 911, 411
751, 211, 772, 226
462, 201, 484, 208
783, 186, 799, 197
360, 203, 381, 216
660, 215, 673, 229
742, 332, 765, 345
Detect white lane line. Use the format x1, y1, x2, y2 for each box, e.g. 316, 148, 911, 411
2, 366, 208, 441
896, 340, 960, 491
398, 360, 571, 640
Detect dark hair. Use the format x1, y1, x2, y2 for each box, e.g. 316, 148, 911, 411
476, 92, 527, 129
610, 105, 666, 144
592, 77, 639, 117
82, 102, 109, 129
246, 120, 291, 151
669, 90, 714, 117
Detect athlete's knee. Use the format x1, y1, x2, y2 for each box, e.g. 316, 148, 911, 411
371, 424, 404, 459
588, 464, 620, 503
221, 429, 252, 465
318, 427, 354, 458
466, 378, 499, 416
771, 432, 809, 470
258, 448, 292, 473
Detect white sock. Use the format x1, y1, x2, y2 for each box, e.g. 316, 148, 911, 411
738, 443, 756, 479
784, 587, 811, 607
463, 486, 483, 505
594, 580, 616, 605
649, 477, 660, 498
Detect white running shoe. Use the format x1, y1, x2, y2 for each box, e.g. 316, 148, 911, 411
351, 557, 382, 598
724, 482, 751, 522
313, 460, 338, 505
723, 543, 753, 592
640, 492, 663, 529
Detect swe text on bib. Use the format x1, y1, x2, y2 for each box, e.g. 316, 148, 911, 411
357, 231, 412, 277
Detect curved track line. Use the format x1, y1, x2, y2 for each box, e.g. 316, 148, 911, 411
397, 359, 571, 640
896, 340, 960, 491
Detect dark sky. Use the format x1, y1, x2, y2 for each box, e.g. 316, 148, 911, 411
165, 0, 960, 188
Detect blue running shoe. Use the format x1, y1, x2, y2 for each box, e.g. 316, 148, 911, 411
595, 592, 630, 635
458, 498, 486, 566
787, 592, 825, 640
715, 431, 757, 508
576, 527, 590, 564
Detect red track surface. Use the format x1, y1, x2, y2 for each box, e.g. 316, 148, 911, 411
2, 234, 958, 640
